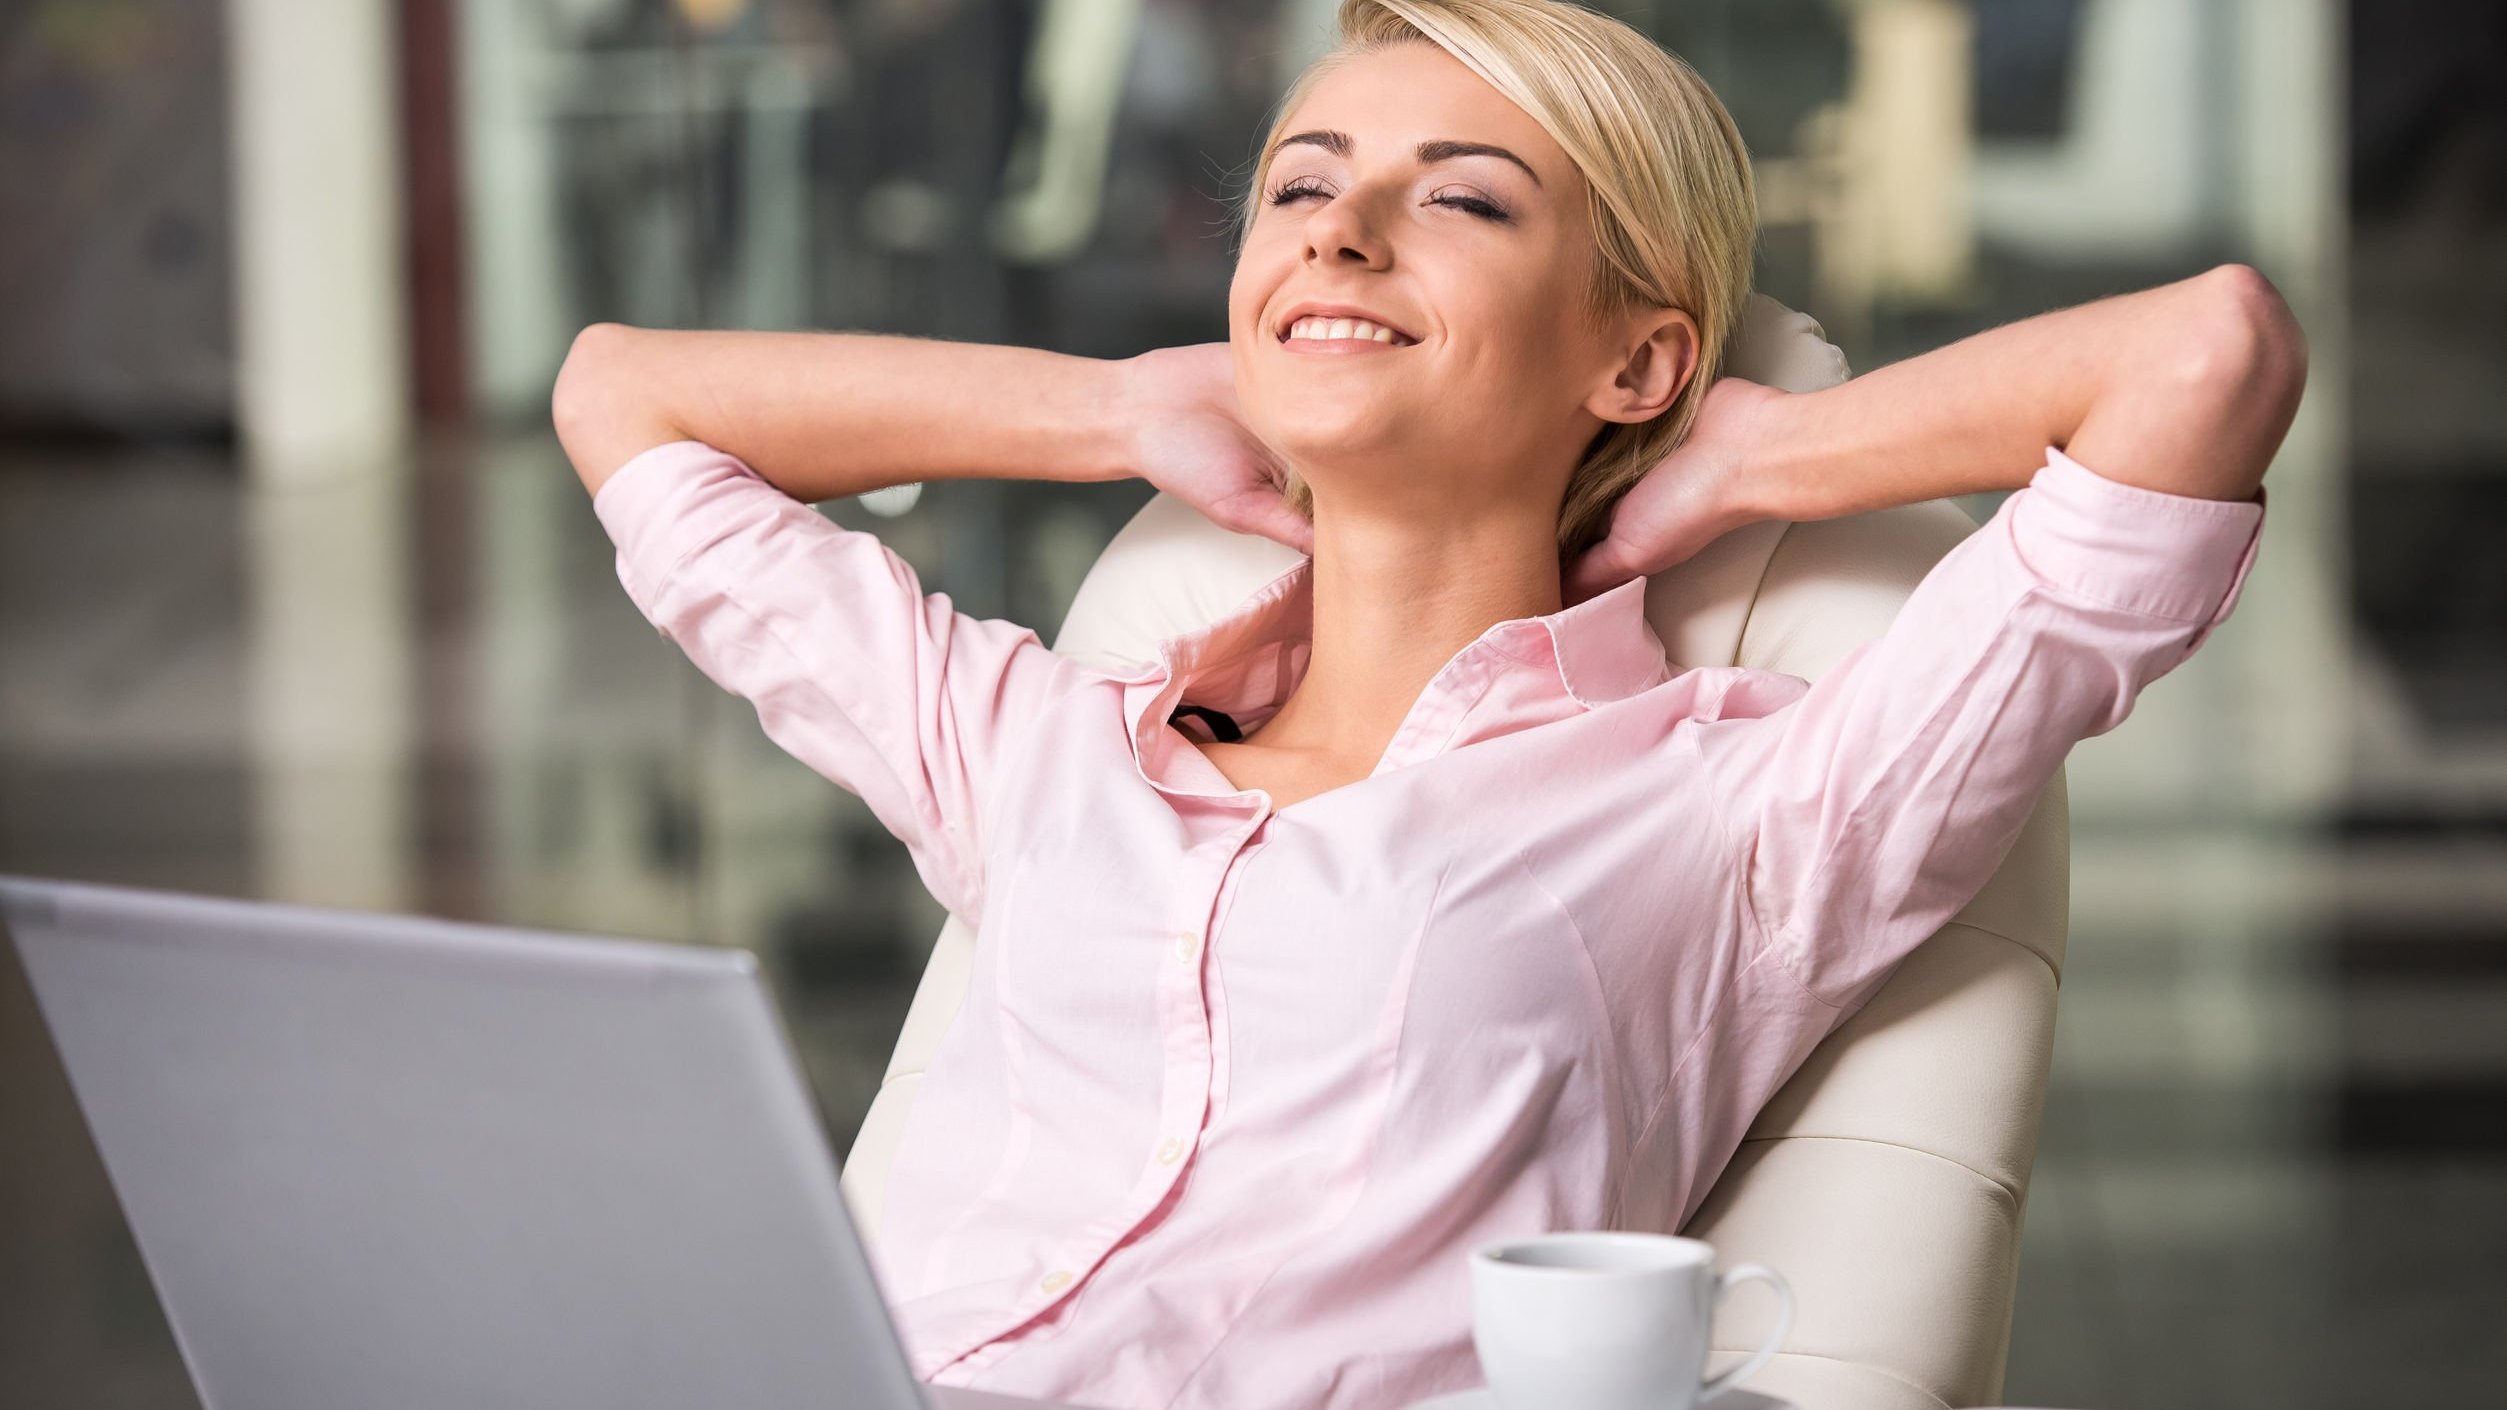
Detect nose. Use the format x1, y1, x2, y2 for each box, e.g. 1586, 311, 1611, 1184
1300, 190, 1391, 271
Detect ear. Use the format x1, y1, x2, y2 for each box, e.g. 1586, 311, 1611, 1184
1582, 307, 1699, 426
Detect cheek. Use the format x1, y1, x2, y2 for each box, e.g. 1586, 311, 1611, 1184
1225, 256, 1255, 324
1227, 230, 1291, 323
1448, 293, 1572, 386
1438, 307, 1611, 445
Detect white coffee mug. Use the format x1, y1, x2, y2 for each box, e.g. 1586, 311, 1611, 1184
1471, 1232, 1793, 1410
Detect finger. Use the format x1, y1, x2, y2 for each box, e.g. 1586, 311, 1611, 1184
1260, 504, 1315, 556
1215, 497, 1311, 555
1562, 542, 1628, 603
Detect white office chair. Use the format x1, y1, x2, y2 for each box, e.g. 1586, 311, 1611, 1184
842, 295, 2069, 1410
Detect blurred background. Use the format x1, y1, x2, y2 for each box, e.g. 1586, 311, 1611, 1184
0, 0, 2498, 1406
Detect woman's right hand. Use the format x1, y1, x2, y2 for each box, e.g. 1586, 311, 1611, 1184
1119, 344, 1314, 556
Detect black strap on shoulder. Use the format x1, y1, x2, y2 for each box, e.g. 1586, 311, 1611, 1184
1168, 703, 1244, 742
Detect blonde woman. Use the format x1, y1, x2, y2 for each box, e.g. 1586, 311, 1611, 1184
553, 1, 2303, 1406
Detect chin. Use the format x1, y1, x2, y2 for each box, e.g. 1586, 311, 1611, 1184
1269, 422, 1407, 471
1252, 397, 1411, 458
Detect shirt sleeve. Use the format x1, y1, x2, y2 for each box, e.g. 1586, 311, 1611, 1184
1695, 445, 2267, 1009
591, 439, 1085, 926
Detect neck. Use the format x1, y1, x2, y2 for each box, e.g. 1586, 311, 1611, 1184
1254, 497, 1564, 764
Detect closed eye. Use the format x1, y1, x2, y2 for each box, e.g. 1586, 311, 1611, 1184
1264, 177, 1513, 225
1430, 191, 1511, 222
1266, 177, 1332, 206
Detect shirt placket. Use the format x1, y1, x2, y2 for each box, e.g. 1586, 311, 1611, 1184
928, 802, 1262, 1380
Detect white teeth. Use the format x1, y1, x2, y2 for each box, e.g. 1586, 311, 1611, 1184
1287, 315, 1408, 344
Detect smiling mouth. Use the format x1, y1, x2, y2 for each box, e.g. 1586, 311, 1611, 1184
1278, 315, 1418, 347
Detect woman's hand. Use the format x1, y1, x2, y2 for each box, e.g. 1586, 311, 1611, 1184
1561, 267, 2300, 608
1561, 376, 1787, 605
1120, 344, 1314, 556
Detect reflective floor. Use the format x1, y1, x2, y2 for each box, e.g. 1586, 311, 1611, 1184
2, 425, 2502, 1409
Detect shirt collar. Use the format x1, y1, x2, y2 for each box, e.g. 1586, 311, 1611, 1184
1131, 555, 1671, 727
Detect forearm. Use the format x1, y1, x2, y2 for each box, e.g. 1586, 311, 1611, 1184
1751, 264, 2307, 518
551, 325, 1139, 500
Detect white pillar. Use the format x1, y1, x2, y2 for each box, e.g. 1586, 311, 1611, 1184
226, 0, 411, 478
227, 0, 416, 910
1840, 0, 1977, 304
457, 0, 572, 420
2229, 0, 2349, 821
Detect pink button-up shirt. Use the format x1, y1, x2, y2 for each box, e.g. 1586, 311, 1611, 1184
593, 440, 2265, 1410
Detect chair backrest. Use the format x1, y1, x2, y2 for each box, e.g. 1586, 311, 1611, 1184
840, 296, 2069, 1410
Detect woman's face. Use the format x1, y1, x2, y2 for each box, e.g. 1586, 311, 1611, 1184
1229, 41, 1690, 530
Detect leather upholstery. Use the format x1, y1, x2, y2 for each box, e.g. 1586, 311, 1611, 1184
840, 294, 2068, 1410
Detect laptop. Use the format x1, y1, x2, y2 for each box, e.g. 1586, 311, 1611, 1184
0, 873, 1093, 1410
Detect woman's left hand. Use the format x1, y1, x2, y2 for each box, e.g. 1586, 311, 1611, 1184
1561, 377, 1788, 605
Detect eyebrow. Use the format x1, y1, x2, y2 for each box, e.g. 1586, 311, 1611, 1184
1268, 128, 1544, 188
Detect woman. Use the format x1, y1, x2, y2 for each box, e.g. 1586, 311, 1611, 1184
553, 2, 2302, 1407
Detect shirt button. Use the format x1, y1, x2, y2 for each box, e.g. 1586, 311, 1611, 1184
1174, 931, 1200, 963
1039, 1269, 1073, 1294
1156, 1136, 1187, 1164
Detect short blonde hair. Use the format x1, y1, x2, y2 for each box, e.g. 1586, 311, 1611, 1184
1239, 0, 1758, 560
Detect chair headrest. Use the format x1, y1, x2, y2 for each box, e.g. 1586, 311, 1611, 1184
1050, 294, 1973, 683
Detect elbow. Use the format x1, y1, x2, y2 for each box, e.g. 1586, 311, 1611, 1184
2171, 264, 2310, 430
551, 321, 639, 451
553, 322, 674, 497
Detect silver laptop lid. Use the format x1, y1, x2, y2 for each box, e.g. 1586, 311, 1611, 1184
0, 874, 936, 1410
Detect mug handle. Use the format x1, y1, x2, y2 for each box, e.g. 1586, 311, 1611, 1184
1698, 1263, 1794, 1404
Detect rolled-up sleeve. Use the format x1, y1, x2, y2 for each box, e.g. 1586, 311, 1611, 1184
591, 440, 1083, 926
1697, 446, 2267, 1008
